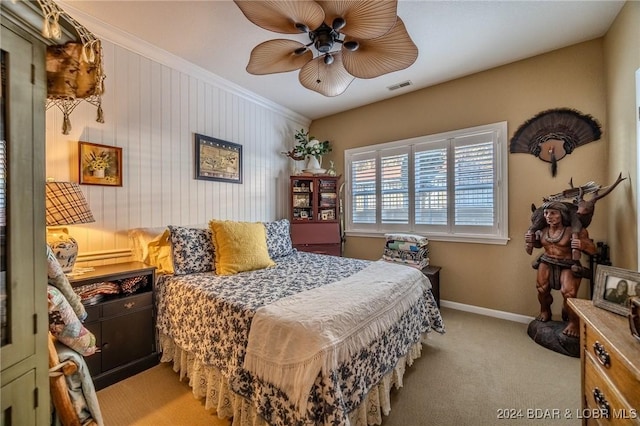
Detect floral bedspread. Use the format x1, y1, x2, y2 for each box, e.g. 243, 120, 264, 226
155, 251, 444, 425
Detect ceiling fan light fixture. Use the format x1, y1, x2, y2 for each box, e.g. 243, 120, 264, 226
295, 23, 309, 33
343, 40, 359, 52
324, 54, 334, 65
332, 17, 346, 31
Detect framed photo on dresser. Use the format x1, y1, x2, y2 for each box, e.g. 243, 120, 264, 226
593, 265, 640, 316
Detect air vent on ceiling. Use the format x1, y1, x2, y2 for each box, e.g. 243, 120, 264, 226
387, 80, 413, 91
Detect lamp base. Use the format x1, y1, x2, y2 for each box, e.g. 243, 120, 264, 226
46, 227, 78, 273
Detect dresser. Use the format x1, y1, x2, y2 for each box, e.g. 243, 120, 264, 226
568, 298, 640, 425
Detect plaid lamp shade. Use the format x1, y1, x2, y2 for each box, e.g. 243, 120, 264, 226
45, 182, 95, 226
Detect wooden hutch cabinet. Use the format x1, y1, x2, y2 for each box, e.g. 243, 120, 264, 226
290, 175, 342, 256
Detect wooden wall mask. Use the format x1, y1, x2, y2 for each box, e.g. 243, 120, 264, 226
509, 108, 602, 176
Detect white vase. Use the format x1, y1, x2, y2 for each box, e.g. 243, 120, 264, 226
306, 155, 322, 171
92, 169, 105, 178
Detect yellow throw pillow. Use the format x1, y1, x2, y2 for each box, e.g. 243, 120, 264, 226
147, 229, 175, 274
209, 220, 275, 275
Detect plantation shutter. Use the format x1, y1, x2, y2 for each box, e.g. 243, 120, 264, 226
350, 153, 377, 225
380, 148, 409, 224
453, 133, 495, 227
414, 140, 448, 226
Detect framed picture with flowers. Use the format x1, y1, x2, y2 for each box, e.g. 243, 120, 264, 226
79, 141, 123, 186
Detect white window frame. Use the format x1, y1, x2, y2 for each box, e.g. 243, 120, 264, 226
344, 122, 509, 245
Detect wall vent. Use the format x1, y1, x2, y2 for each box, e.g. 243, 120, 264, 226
387, 80, 413, 91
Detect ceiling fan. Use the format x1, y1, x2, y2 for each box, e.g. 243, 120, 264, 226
233, 0, 419, 97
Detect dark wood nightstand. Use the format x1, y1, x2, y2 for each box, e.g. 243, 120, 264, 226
68, 262, 158, 390
421, 265, 441, 308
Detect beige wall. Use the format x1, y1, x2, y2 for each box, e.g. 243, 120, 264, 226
311, 39, 615, 318
604, 1, 640, 270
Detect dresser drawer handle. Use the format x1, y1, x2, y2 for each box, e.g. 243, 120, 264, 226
592, 341, 610, 367
124, 301, 136, 309
592, 388, 610, 418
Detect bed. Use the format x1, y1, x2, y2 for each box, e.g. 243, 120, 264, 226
130, 220, 444, 426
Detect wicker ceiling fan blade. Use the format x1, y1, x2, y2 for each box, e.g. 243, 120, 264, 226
317, 0, 398, 39
342, 18, 418, 79
246, 39, 313, 75
234, 0, 325, 34
299, 53, 355, 97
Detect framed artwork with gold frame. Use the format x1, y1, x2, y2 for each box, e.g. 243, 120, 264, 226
79, 141, 123, 186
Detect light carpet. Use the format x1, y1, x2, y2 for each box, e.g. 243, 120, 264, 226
97, 308, 581, 426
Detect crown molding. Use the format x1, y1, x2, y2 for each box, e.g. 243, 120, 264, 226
57, 1, 310, 125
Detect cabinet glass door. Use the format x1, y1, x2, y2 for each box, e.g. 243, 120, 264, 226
0, 25, 39, 366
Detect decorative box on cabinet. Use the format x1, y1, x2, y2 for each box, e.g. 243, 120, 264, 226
568, 298, 640, 426
290, 175, 342, 256
68, 262, 159, 390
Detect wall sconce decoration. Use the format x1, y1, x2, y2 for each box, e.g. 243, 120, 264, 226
38, 0, 106, 134
509, 108, 602, 177
45, 181, 95, 272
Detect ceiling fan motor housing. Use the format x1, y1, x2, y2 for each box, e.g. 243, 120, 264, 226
310, 23, 338, 53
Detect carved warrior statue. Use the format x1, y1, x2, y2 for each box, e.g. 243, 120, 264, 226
525, 173, 626, 267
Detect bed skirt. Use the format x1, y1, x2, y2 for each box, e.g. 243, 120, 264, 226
158, 332, 425, 426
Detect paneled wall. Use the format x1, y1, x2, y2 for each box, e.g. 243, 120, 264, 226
45, 36, 309, 264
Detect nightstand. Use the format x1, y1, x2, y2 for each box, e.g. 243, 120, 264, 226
421, 265, 441, 308
68, 262, 158, 390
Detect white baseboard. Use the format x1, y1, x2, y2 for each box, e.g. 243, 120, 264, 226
440, 300, 535, 324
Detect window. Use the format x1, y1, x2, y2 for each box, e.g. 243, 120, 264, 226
345, 122, 508, 244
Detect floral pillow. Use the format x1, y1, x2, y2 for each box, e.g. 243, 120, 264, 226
264, 219, 294, 259
168, 226, 215, 275
46, 245, 87, 322
48, 285, 97, 356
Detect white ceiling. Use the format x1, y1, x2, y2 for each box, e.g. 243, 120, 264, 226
60, 0, 625, 121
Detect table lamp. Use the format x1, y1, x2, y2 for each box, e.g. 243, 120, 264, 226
45, 181, 95, 272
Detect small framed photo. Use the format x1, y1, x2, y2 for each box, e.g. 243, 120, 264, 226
195, 133, 242, 184
593, 265, 640, 316
293, 194, 309, 208
300, 210, 308, 219
79, 141, 123, 186
320, 209, 335, 220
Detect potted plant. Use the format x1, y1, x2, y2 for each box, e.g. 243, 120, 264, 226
292, 129, 331, 172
